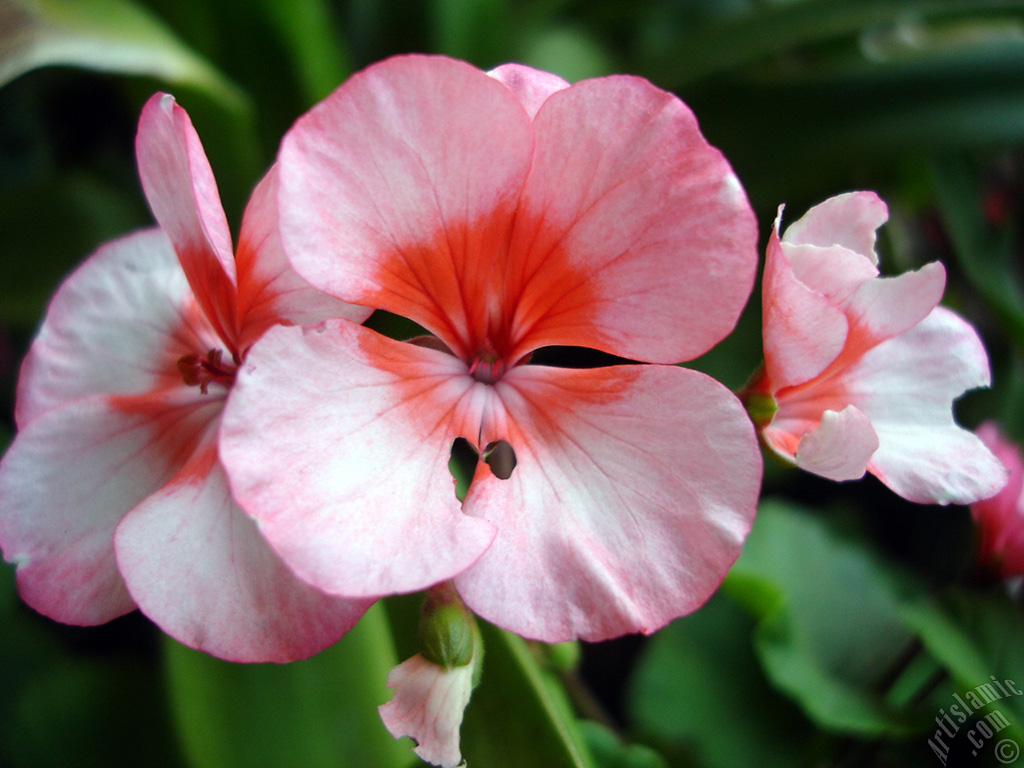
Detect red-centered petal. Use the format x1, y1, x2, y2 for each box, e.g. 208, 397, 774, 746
15, 229, 220, 426
793, 406, 878, 481
277, 55, 534, 359
503, 75, 758, 363
762, 223, 849, 391
115, 429, 370, 662
783, 191, 888, 264
488, 63, 569, 119
454, 364, 761, 642
0, 390, 215, 625
843, 308, 1006, 504
219, 319, 497, 599
136, 92, 238, 347
233, 166, 373, 352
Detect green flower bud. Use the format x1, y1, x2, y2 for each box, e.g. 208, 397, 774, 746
419, 593, 479, 670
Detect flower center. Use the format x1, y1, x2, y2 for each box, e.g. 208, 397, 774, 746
468, 340, 506, 383
177, 348, 237, 394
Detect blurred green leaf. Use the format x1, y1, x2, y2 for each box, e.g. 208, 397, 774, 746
461, 621, 597, 768
579, 720, 669, 768
628, 591, 815, 768
646, 0, 1024, 86
430, 0, 513, 67
928, 153, 1024, 350
898, 587, 1024, 743
725, 500, 916, 734
253, 0, 350, 104
0, 0, 247, 113
164, 602, 413, 768
521, 25, 616, 82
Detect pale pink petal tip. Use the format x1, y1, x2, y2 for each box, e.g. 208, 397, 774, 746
783, 191, 888, 262
379, 654, 474, 768
488, 63, 570, 119
795, 406, 878, 482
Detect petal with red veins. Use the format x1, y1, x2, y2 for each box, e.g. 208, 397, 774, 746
379, 654, 474, 768
793, 406, 878, 482
844, 308, 1006, 504
234, 166, 373, 351
783, 243, 878, 306
782, 191, 888, 263
762, 225, 849, 390
842, 262, 946, 354
488, 63, 569, 119
219, 319, 497, 599
277, 55, 534, 359
504, 75, 758, 363
136, 92, 238, 346
16, 229, 218, 425
115, 430, 370, 662
455, 364, 761, 642
0, 390, 215, 625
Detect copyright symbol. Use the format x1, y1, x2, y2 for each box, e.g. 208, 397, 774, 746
995, 739, 1020, 764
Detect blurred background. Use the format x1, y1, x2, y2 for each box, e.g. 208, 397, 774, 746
1, 1, 1023, 766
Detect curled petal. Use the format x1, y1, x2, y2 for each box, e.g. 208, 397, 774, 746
456, 364, 761, 642
506, 75, 758, 363
115, 432, 370, 662
15, 229, 216, 425
793, 406, 878, 482
849, 308, 1006, 504
136, 92, 237, 346
488, 63, 569, 119
762, 224, 849, 390
219, 319, 496, 599
379, 654, 474, 768
0, 391, 215, 625
782, 191, 888, 263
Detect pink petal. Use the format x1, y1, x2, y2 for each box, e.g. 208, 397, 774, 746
793, 406, 879, 481
782, 191, 888, 264
488, 63, 569, 119
219, 319, 497, 599
277, 55, 534, 360
0, 390, 215, 625
762, 220, 849, 390
379, 654, 474, 768
504, 75, 758, 363
845, 308, 1006, 504
455, 364, 761, 642
972, 423, 1024, 576
115, 431, 370, 662
15, 229, 218, 426
136, 92, 238, 347
233, 166, 373, 352
783, 242, 878, 306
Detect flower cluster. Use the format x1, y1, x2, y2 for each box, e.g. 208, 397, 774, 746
0, 55, 1008, 766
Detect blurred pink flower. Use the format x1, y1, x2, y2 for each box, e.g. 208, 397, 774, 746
748, 192, 1006, 504
220, 55, 763, 642
0, 93, 371, 661
971, 422, 1024, 577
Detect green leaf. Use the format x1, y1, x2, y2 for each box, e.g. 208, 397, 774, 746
928, 153, 1024, 350
430, 0, 513, 67
725, 500, 916, 734
164, 602, 413, 768
627, 591, 814, 768
461, 622, 596, 768
898, 587, 1024, 743
579, 720, 669, 768
0, 0, 247, 114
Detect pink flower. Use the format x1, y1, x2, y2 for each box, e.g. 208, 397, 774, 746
971, 423, 1024, 577
220, 55, 763, 642
379, 653, 475, 768
0, 93, 372, 661
748, 192, 1006, 504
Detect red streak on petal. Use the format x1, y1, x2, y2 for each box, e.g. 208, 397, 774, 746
363, 205, 608, 367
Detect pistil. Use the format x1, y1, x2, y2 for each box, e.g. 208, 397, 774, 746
178, 348, 237, 394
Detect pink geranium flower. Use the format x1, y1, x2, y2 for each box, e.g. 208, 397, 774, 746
220, 55, 763, 642
747, 192, 1006, 504
0, 94, 372, 661
971, 422, 1024, 578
